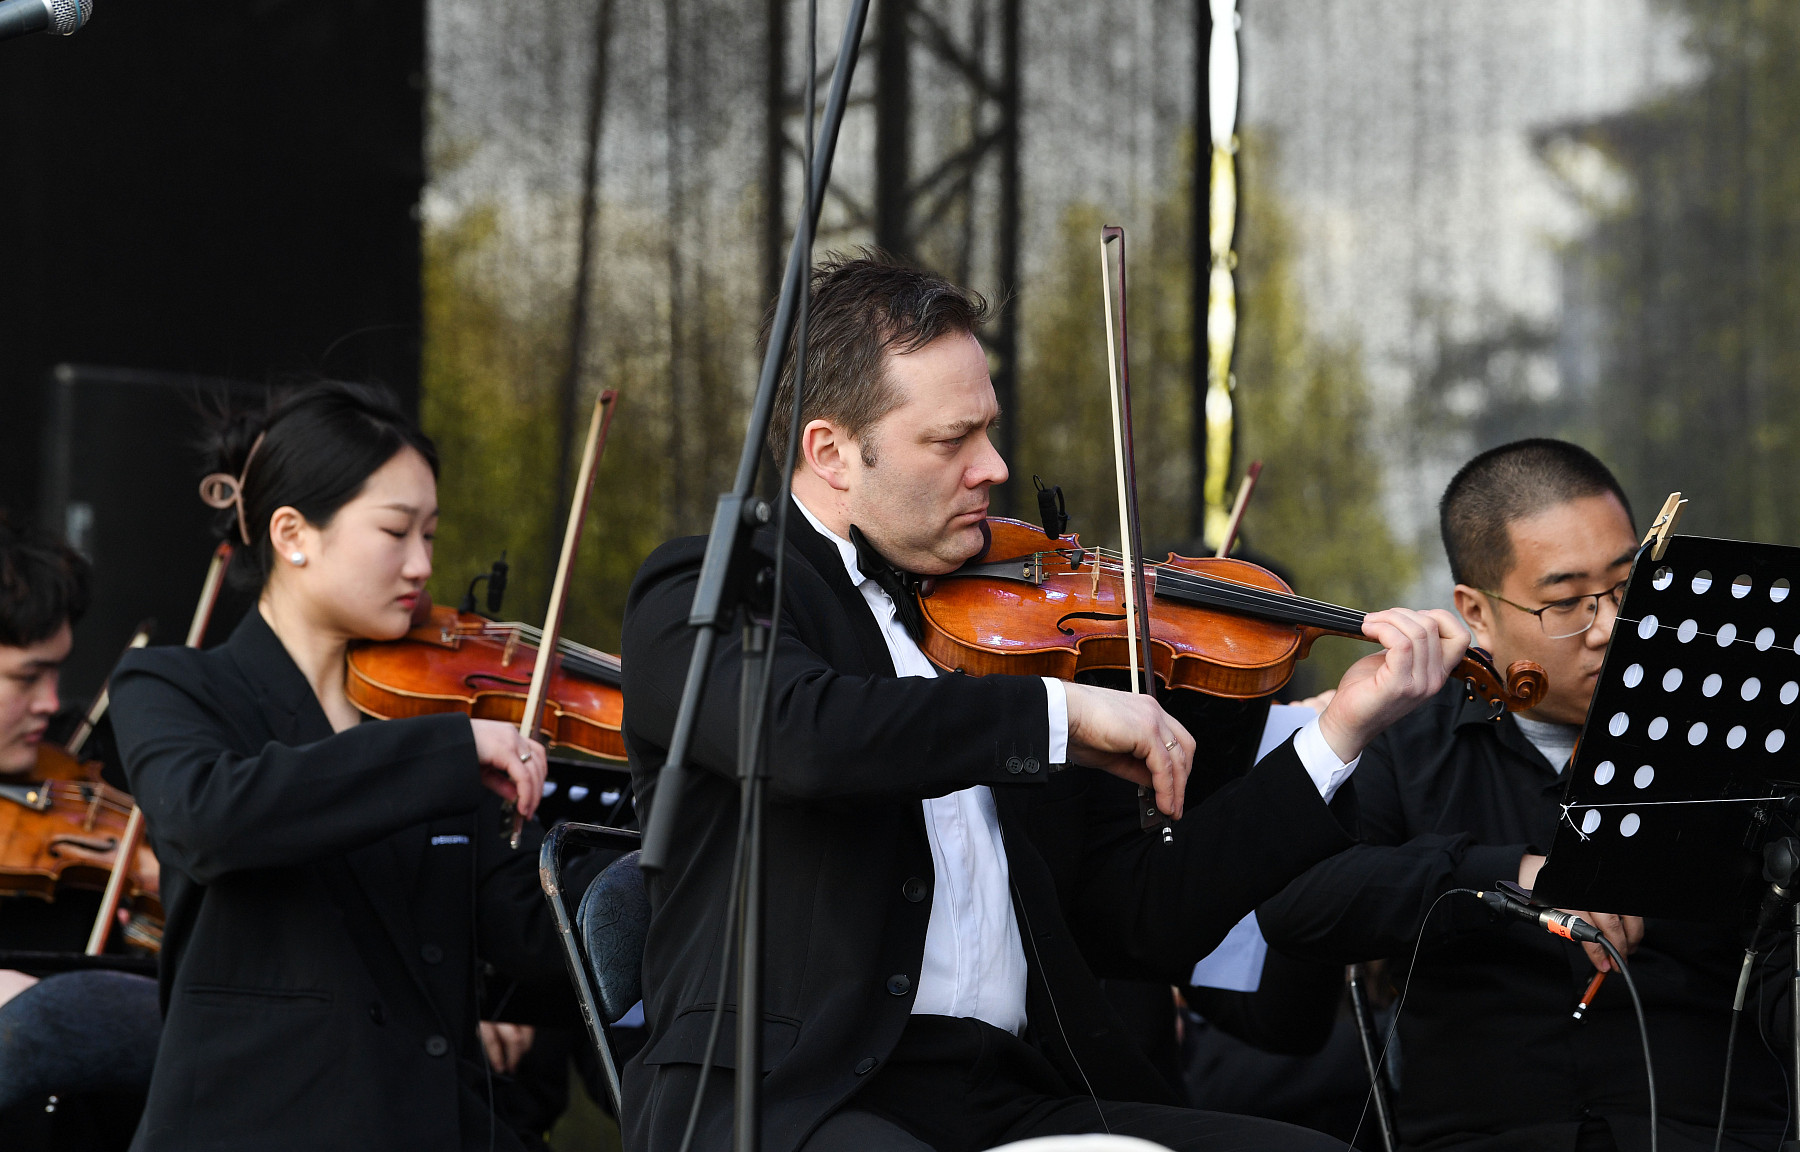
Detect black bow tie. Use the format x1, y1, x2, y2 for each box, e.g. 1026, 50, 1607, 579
848, 525, 927, 644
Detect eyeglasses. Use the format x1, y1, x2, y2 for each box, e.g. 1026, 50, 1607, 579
1480, 579, 1629, 640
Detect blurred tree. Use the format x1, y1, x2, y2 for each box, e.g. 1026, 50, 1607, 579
1233, 133, 1417, 685
421, 200, 707, 654
1018, 134, 1410, 688
1553, 0, 1800, 543
421, 206, 562, 628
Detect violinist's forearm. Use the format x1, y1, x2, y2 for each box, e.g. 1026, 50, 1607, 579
112, 674, 482, 881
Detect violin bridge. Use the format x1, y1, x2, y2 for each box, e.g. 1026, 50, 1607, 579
501, 630, 521, 668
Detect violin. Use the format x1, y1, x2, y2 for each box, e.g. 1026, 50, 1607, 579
0, 744, 163, 950
346, 602, 627, 763
918, 517, 1548, 715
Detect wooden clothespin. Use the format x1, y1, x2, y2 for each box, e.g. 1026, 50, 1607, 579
1641, 491, 1687, 562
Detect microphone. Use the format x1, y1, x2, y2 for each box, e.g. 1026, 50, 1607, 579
0, 0, 92, 43
1478, 889, 1605, 944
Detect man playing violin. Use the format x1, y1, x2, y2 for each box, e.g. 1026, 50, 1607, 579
0, 519, 92, 1008
1260, 440, 1786, 1151
620, 253, 1473, 1152
0, 519, 163, 1151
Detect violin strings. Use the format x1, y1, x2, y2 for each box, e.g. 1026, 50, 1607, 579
36, 781, 136, 816
472, 621, 622, 674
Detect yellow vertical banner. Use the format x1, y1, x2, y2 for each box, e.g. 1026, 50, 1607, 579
1204, 0, 1240, 549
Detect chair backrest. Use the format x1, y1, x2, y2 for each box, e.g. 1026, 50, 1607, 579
575, 848, 649, 1024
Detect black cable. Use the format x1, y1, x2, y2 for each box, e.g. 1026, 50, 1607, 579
1716, 922, 1765, 1152
1755, 940, 1792, 1141
1598, 936, 1657, 1152
1348, 887, 1477, 1150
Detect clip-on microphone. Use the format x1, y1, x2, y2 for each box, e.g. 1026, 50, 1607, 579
1034, 475, 1068, 539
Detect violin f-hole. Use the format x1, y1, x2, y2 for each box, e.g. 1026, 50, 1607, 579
464, 672, 531, 690
1056, 610, 1127, 636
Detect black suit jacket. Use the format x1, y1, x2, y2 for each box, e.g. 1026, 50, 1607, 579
109, 610, 589, 1152
620, 510, 1359, 1152
1258, 682, 1786, 1148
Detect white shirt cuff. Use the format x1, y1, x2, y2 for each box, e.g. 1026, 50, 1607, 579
1292, 717, 1359, 803
1041, 677, 1069, 764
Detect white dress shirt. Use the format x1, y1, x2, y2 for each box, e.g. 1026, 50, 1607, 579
792, 497, 1357, 1035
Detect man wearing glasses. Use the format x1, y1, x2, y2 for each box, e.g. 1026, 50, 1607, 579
1260, 439, 1784, 1151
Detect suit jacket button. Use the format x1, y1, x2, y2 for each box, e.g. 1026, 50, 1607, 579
901, 877, 926, 902
855, 1057, 878, 1075
1023, 758, 1040, 774
367, 1002, 385, 1026
1005, 756, 1023, 774
886, 974, 911, 996
421, 944, 444, 965
424, 1035, 450, 1057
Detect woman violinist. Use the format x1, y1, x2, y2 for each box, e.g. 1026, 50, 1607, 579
110, 382, 582, 1152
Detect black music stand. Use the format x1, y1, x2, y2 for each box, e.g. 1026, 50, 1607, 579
1535, 532, 1800, 923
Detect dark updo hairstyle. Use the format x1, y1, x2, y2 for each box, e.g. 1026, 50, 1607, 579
0, 516, 92, 648
204, 381, 439, 588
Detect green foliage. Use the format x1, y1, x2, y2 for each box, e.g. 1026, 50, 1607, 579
1018, 133, 1411, 689
1016, 201, 1193, 557
1569, 0, 1800, 543
420, 205, 689, 653
1233, 136, 1417, 609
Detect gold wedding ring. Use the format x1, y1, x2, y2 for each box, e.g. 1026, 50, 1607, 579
1163, 739, 1177, 751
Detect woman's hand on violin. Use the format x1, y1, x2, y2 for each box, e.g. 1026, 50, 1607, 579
1063, 683, 1194, 820
470, 719, 547, 820
1317, 608, 1470, 763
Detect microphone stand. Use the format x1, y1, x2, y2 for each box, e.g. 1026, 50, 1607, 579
1760, 836, 1800, 1152
638, 3, 869, 1148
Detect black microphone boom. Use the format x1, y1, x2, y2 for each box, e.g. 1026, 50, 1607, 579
0, 0, 91, 42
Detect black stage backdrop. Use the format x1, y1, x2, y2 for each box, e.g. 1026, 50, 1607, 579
0, 0, 424, 700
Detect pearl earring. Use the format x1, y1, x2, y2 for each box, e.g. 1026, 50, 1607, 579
288, 551, 308, 567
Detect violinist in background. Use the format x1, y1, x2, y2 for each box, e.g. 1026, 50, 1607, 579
619, 253, 1473, 1152
0, 520, 161, 1151
1260, 440, 1787, 1151
0, 518, 92, 976
108, 381, 601, 1152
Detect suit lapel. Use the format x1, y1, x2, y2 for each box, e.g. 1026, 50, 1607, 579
781, 502, 897, 677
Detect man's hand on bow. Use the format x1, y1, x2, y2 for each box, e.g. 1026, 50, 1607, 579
1064, 683, 1195, 820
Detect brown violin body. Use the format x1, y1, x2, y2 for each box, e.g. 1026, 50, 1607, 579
919, 517, 1547, 714
0, 745, 163, 937
346, 604, 627, 762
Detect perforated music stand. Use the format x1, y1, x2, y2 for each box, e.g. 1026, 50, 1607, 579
1533, 533, 1800, 924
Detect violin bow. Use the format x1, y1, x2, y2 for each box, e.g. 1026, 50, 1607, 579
85, 540, 234, 955
1214, 459, 1262, 558
1100, 226, 1171, 842
508, 389, 620, 847
64, 618, 156, 759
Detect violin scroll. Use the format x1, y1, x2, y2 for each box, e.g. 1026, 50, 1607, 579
1457, 647, 1549, 717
